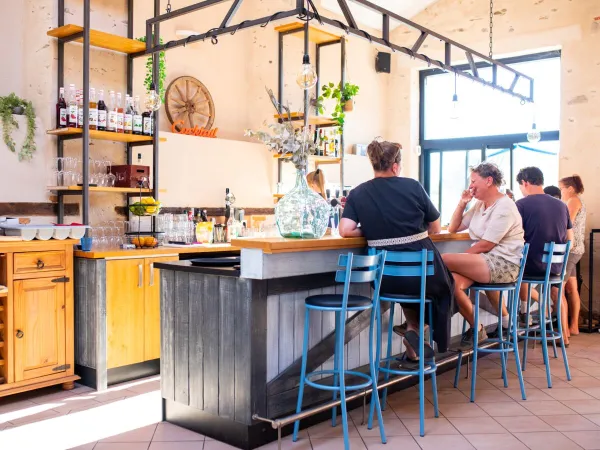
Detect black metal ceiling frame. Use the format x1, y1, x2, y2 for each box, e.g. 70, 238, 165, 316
144, 0, 534, 103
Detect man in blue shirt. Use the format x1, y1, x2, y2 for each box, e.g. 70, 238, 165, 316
516, 167, 573, 346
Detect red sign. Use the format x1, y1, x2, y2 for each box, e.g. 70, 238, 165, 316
171, 120, 218, 138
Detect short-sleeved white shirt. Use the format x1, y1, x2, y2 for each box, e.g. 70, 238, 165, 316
461, 196, 525, 265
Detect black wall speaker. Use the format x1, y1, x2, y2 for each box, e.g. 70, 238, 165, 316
376, 52, 391, 73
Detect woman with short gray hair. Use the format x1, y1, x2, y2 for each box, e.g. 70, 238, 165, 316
442, 162, 524, 346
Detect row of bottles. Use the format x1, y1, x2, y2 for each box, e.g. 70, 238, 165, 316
56, 85, 154, 136
293, 125, 341, 157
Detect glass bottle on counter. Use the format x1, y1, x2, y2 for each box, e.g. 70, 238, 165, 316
328, 130, 335, 156
124, 95, 133, 134
77, 89, 84, 128
56, 87, 67, 129
107, 91, 117, 132
116, 93, 124, 133
97, 89, 107, 131
133, 96, 143, 135
68, 84, 77, 128
89, 87, 98, 130
142, 108, 153, 136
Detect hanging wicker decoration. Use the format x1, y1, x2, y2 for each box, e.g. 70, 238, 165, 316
165, 76, 215, 131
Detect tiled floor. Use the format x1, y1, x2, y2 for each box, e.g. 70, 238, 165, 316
3, 333, 600, 449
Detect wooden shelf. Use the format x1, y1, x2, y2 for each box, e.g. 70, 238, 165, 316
272, 154, 341, 165
47, 128, 166, 143
47, 25, 146, 54
48, 186, 154, 194
274, 113, 338, 129
274, 22, 342, 44
0, 286, 6, 297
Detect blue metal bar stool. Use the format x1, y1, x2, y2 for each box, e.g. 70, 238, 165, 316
454, 244, 529, 402
520, 242, 572, 388
368, 249, 438, 438
292, 252, 387, 450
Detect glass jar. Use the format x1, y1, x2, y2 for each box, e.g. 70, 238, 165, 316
275, 169, 332, 239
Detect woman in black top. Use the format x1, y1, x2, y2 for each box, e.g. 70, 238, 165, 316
339, 140, 455, 360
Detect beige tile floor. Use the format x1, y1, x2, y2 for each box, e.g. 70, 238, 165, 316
3, 333, 600, 449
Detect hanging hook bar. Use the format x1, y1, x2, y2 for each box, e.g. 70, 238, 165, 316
330, 19, 350, 34
204, 27, 220, 44
231, 20, 251, 35
261, 11, 287, 28
359, 29, 373, 43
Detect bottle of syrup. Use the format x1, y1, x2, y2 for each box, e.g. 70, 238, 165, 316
133, 96, 143, 135
56, 87, 67, 129
116, 92, 124, 133
107, 91, 117, 132
68, 84, 77, 128
97, 90, 107, 131
142, 109, 153, 136
124, 95, 133, 134
89, 87, 98, 130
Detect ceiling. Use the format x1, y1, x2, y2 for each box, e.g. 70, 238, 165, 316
319, 0, 440, 30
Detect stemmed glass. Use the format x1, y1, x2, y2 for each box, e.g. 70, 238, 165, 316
103, 157, 116, 187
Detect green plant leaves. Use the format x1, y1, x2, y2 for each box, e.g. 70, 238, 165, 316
0, 93, 36, 160
137, 36, 167, 102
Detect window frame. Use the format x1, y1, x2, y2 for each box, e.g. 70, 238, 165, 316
418, 50, 561, 211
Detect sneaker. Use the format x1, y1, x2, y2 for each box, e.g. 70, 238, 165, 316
460, 326, 488, 348
519, 313, 533, 328
487, 326, 509, 340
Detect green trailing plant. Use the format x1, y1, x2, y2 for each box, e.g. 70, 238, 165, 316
316, 82, 360, 130
136, 36, 166, 101
0, 93, 37, 161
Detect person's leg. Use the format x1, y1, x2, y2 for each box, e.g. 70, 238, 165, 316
485, 291, 510, 326
565, 277, 581, 335
453, 273, 475, 326
550, 286, 570, 345
402, 308, 431, 359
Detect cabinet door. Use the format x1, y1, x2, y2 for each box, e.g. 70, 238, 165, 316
14, 278, 66, 382
145, 256, 178, 361
106, 258, 146, 369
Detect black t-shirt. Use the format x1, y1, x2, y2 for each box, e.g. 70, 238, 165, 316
342, 177, 440, 240
516, 194, 572, 276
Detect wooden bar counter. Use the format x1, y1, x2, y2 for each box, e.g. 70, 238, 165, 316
73, 244, 239, 391
156, 232, 498, 449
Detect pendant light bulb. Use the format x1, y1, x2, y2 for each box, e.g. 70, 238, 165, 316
527, 122, 541, 143
145, 82, 162, 112
296, 55, 318, 90
450, 94, 460, 120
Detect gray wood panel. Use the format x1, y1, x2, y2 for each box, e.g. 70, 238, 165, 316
161, 269, 176, 402
202, 274, 220, 415
266, 294, 280, 382
188, 273, 205, 410
278, 292, 295, 372
218, 278, 236, 419
174, 271, 190, 405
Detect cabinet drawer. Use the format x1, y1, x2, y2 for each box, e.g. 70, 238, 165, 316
13, 251, 67, 274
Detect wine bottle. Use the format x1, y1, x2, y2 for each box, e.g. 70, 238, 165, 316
116, 93, 124, 133
68, 84, 77, 128
107, 91, 117, 132
124, 95, 133, 134
133, 96, 143, 135
56, 87, 67, 129
89, 87, 98, 130
97, 90, 107, 131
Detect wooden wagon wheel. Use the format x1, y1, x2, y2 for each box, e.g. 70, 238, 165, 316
165, 76, 215, 131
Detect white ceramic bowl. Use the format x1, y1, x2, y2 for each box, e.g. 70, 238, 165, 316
69, 226, 88, 240
4, 227, 37, 241
53, 227, 71, 240
36, 227, 54, 241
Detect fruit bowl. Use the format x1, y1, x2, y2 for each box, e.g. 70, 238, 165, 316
125, 232, 165, 248
129, 197, 162, 216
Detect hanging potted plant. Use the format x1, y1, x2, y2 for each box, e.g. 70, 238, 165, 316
136, 36, 167, 102
0, 93, 37, 161
316, 82, 360, 129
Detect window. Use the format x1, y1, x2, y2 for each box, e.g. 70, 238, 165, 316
420, 52, 561, 224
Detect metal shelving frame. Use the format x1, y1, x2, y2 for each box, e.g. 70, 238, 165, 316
53, 0, 160, 231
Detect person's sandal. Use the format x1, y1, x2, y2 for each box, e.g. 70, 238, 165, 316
403, 330, 435, 360
393, 322, 431, 344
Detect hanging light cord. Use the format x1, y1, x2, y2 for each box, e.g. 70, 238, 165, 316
454, 72, 457, 96
489, 0, 494, 58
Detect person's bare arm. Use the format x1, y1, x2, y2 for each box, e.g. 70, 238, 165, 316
448, 190, 473, 233
428, 218, 442, 235
339, 218, 363, 237
567, 228, 574, 243
566, 197, 581, 223
466, 240, 496, 254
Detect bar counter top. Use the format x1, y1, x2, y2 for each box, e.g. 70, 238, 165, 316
231, 231, 470, 254
74, 243, 240, 259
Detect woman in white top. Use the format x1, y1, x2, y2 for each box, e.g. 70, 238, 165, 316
443, 162, 524, 346
559, 174, 586, 336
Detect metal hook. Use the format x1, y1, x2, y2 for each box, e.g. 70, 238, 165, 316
204, 28, 220, 45
423, 54, 431, 67
307, 0, 324, 25
184, 35, 195, 47
360, 29, 373, 43
331, 19, 350, 34
520, 99, 526, 105
383, 39, 395, 52
262, 11, 285, 28
231, 20, 250, 35
401, 47, 415, 59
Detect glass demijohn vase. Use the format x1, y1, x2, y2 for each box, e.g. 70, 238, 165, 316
275, 169, 332, 239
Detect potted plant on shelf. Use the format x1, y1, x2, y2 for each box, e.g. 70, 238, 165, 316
316, 82, 360, 130
245, 88, 331, 239
0, 93, 37, 161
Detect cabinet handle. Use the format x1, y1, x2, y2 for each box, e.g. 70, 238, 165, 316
36, 259, 45, 269
138, 264, 143, 288
150, 263, 155, 287
16, 330, 24, 339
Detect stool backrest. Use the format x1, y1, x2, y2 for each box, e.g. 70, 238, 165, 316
541, 241, 572, 283
514, 243, 530, 294
378, 249, 434, 304
335, 251, 386, 311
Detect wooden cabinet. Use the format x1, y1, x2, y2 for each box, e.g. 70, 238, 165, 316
0, 240, 78, 398
13, 278, 66, 381
106, 255, 177, 369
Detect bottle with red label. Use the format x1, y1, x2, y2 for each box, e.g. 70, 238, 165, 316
56, 87, 67, 129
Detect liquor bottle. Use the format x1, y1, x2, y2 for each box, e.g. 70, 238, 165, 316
107, 91, 117, 132
318, 129, 324, 156
97, 89, 107, 131
334, 137, 339, 157
142, 109, 153, 136
133, 96, 143, 135
137, 153, 142, 165
116, 93, 124, 133
56, 87, 67, 129
68, 84, 77, 128
89, 87, 98, 130
322, 131, 329, 156
124, 95, 133, 134
77, 89, 84, 128
328, 130, 335, 155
